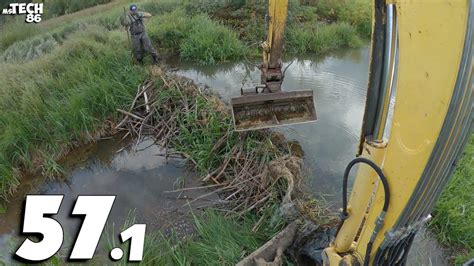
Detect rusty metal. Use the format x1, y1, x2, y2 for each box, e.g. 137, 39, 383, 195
231, 90, 317, 131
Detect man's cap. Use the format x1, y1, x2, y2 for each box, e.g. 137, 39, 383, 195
130, 4, 137, 11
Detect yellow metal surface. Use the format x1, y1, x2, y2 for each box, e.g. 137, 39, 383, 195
263, 0, 288, 68
326, 0, 469, 264
323, 246, 347, 266
334, 144, 386, 253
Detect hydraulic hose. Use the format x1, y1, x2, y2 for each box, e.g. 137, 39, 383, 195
336, 157, 390, 266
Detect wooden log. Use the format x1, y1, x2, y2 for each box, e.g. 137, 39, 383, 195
237, 221, 299, 266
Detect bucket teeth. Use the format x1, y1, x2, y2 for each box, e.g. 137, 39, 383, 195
231, 90, 317, 131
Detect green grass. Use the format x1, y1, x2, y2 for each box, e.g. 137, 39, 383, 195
0, 0, 188, 55
309, 0, 372, 37
286, 21, 362, 54
179, 14, 245, 65
147, 9, 245, 65
43, 0, 114, 19
430, 135, 474, 264
0, 1, 140, 62
0, 26, 146, 198
195, 0, 369, 53
1, 22, 89, 63
147, 8, 192, 52
0, 19, 38, 52
107, 209, 284, 265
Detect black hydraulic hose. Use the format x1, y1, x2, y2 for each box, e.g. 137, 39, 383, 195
335, 157, 391, 266
343, 158, 390, 216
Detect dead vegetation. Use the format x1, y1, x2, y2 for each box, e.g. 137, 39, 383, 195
115, 66, 324, 219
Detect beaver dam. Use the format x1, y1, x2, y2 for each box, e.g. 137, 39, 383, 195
113, 66, 341, 264
0, 65, 333, 264
115, 66, 327, 219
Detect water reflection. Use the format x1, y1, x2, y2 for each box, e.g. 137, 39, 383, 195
171, 47, 370, 204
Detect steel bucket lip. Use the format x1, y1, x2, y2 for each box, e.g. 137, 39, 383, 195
232, 118, 317, 132
230, 90, 317, 131
231, 90, 314, 105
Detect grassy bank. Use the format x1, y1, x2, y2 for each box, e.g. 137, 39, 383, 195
0, 0, 126, 52
107, 210, 285, 265
146, 0, 370, 64
430, 135, 474, 264
0, 0, 182, 55
0, 27, 146, 198
1, 0, 370, 65
43, 0, 114, 19
147, 10, 245, 65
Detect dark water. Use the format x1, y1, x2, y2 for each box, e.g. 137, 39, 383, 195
0, 137, 213, 263
168, 47, 450, 265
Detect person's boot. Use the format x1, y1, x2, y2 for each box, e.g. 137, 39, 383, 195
152, 55, 159, 65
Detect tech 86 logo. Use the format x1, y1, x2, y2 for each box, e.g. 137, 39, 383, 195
2, 3, 43, 23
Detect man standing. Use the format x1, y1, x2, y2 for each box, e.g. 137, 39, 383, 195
122, 4, 159, 64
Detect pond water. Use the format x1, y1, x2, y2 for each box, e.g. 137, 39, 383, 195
168, 47, 451, 266
0, 137, 214, 263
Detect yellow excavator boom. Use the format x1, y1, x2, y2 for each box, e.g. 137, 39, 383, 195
230, 0, 317, 131
324, 0, 473, 265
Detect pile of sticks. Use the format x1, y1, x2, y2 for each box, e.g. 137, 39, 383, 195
116, 67, 303, 216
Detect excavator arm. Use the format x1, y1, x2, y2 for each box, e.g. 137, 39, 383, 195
324, 0, 473, 265
260, 0, 287, 93
230, 0, 317, 131
230, 1, 472, 265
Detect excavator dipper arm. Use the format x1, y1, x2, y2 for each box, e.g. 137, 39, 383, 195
231, 0, 317, 131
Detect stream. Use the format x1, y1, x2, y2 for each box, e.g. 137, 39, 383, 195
0, 47, 450, 265
169, 46, 451, 266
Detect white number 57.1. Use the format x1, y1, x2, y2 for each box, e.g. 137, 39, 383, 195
15, 195, 143, 262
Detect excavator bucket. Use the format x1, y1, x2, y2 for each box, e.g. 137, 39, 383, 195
231, 90, 317, 131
